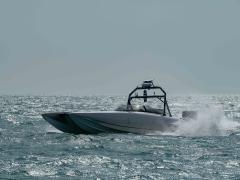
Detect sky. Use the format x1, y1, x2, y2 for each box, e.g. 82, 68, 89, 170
0, 0, 240, 95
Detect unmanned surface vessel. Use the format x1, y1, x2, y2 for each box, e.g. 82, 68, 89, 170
42, 81, 180, 134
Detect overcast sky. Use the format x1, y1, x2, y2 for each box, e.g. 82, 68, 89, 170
0, 0, 240, 95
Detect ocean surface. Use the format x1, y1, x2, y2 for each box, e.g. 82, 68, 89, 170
0, 95, 240, 179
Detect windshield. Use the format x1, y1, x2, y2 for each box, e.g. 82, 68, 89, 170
115, 104, 164, 115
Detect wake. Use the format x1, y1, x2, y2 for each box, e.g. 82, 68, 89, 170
164, 106, 240, 137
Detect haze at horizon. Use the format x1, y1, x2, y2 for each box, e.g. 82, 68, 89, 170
0, 0, 240, 96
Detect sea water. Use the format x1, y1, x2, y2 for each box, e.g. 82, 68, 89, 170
0, 95, 240, 179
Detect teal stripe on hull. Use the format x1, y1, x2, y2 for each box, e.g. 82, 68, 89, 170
68, 114, 127, 134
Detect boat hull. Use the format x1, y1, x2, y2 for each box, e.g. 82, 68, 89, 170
42, 111, 178, 134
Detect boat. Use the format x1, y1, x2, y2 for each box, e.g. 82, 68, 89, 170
42, 81, 181, 134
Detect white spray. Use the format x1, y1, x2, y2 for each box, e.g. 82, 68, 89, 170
172, 106, 240, 136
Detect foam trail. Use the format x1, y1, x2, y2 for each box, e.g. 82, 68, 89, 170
171, 106, 240, 136
46, 126, 62, 133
